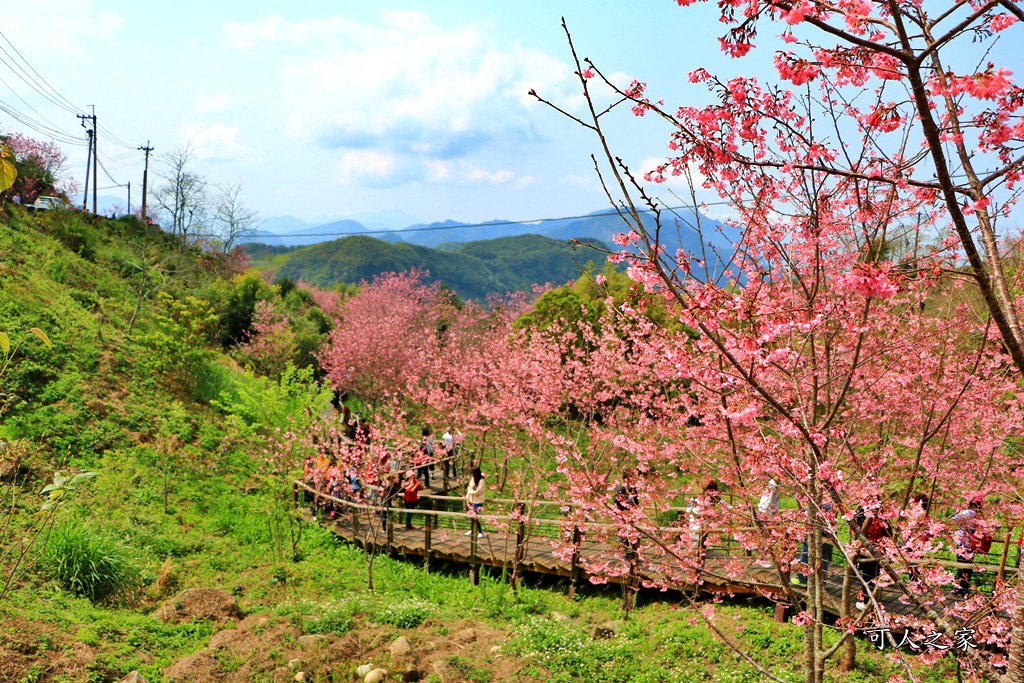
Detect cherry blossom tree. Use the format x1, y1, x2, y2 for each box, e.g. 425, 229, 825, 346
530, 6, 1024, 680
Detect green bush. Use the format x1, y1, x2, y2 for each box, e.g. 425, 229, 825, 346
375, 597, 432, 629
41, 523, 138, 602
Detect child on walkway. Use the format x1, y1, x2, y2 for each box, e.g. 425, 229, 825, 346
464, 467, 487, 538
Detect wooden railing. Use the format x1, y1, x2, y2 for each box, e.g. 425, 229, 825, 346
295, 478, 1023, 594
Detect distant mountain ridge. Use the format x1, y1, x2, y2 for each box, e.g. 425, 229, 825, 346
253, 208, 737, 271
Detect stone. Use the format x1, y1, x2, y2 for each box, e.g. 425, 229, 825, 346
287, 658, 303, 670
269, 667, 291, 682
454, 628, 477, 643
431, 660, 450, 682
591, 620, 624, 639
294, 673, 308, 682
551, 611, 571, 622
389, 635, 414, 659
365, 669, 388, 683
118, 673, 150, 683
402, 664, 422, 682
355, 664, 375, 678
298, 634, 329, 649
489, 645, 501, 655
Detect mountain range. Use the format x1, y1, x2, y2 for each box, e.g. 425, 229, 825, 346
243, 207, 738, 301
251, 207, 737, 265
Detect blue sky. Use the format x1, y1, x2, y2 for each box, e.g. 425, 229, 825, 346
2, 0, 778, 226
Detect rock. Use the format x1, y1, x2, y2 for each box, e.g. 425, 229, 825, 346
269, 667, 291, 682
489, 645, 501, 654
298, 634, 329, 649
402, 664, 422, 682
432, 660, 450, 682
365, 669, 388, 683
591, 620, 624, 639
390, 635, 415, 659
154, 589, 244, 625
288, 658, 303, 670
551, 611, 571, 622
454, 628, 477, 643
118, 673, 150, 683
421, 641, 436, 651
0, 455, 17, 483
294, 673, 308, 682
355, 664, 375, 678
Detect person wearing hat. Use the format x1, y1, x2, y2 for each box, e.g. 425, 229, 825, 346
952, 495, 984, 596
403, 470, 424, 530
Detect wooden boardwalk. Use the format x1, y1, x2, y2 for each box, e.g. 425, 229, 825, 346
298, 479, 1010, 624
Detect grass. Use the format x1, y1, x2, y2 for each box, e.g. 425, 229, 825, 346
0, 209, 972, 682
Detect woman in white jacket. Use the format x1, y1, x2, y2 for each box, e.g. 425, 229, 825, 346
464, 467, 487, 537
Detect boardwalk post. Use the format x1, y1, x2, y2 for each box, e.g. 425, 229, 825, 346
469, 517, 480, 586
442, 457, 449, 491
387, 508, 394, 553
513, 503, 526, 589
568, 525, 581, 598
424, 509, 433, 573
351, 507, 360, 549
998, 530, 1012, 582
292, 482, 298, 506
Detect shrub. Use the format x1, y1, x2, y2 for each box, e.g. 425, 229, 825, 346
41, 523, 138, 602
375, 597, 432, 629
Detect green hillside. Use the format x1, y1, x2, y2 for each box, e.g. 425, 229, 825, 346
246, 233, 608, 301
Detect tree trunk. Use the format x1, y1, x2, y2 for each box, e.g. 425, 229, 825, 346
840, 559, 856, 671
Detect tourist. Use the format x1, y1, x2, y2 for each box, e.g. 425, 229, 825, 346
952, 496, 985, 596
757, 479, 780, 516
442, 426, 457, 478
464, 467, 487, 537
381, 472, 402, 532
403, 470, 424, 530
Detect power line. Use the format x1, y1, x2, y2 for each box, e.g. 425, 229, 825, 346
0, 29, 82, 114
0, 99, 86, 145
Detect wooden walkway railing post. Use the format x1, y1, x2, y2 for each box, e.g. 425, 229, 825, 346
351, 507, 360, 549
568, 525, 581, 598
998, 531, 1012, 582
469, 517, 480, 586
424, 506, 433, 573
387, 507, 394, 553
513, 503, 526, 589
292, 482, 298, 505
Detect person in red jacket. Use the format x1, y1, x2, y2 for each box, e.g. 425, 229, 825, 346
403, 470, 424, 530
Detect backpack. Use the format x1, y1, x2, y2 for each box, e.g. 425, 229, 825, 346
969, 531, 993, 554
864, 518, 890, 542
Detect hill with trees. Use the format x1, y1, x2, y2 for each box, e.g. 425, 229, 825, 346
245, 233, 610, 301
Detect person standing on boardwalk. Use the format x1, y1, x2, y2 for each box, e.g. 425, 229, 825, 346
442, 427, 457, 479
952, 496, 985, 596
464, 467, 487, 537
381, 472, 402, 531
403, 470, 424, 530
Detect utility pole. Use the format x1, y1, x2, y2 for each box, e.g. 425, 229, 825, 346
139, 141, 153, 221
127, 180, 131, 216
91, 106, 98, 215
77, 113, 94, 212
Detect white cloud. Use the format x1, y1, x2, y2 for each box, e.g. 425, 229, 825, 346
4, 1, 122, 56
223, 11, 576, 186
191, 94, 232, 116
178, 123, 249, 162
334, 150, 420, 187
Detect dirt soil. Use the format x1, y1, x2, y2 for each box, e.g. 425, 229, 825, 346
0, 602, 539, 683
